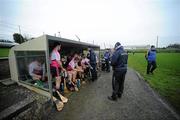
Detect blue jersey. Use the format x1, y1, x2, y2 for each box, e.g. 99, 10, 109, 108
104, 52, 110, 60
147, 49, 156, 61
89, 49, 96, 65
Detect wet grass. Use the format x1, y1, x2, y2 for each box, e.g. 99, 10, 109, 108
128, 53, 180, 113
0, 48, 10, 57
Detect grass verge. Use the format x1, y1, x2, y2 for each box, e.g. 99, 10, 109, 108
128, 53, 180, 113
0, 48, 10, 58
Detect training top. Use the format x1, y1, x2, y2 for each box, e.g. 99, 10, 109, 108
50, 49, 61, 68
147, 48, 156, 62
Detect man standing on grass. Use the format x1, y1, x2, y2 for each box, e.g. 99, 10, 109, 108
108, 42, 128, 101
145, 45, 157, 74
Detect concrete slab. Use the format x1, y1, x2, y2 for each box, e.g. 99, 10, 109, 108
0, 83, 52, 119
0, 78, 16, 86
0, 98, 35, 120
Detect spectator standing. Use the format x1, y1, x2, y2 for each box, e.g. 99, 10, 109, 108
145, 45, 157, 74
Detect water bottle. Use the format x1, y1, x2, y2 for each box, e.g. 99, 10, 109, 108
77, 79, 81, 88
61, 83, 64, 92
60, 72, 64, 77
64, 71, 68, 78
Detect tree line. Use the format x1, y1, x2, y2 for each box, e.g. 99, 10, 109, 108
13, 33, 34, 44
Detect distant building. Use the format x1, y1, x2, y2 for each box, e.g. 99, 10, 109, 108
124, 45, 151, 50
0, 39, 19, 48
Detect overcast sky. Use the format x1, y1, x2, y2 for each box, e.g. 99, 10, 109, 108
0, 0, 180, 48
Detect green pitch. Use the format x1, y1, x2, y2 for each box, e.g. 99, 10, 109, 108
128, 53, 180, 113
0, 48, 10, 57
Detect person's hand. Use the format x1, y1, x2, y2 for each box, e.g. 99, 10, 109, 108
145, 55, 148, 60
42, 76, 46, 81
36, 75, 41, 80
62, 68, 66, 72
39, 75, 42, 79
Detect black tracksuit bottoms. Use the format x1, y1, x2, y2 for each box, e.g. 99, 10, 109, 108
90, 63, 97, 81
112, 71, 126, 98
147, 61, 157, 74
105, 59, 110, 72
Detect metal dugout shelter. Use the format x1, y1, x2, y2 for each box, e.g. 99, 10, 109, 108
9, 35, 100, 98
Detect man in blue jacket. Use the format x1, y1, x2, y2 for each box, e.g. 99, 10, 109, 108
145, 45, 157, 74
108, 42, 128, 101
104, 49, 111, 72
88, 48, 97, 81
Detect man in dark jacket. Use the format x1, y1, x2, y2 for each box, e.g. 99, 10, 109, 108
88, 48, 97, 81
145, 45, 157, 74
108, 42, 128, 101
104, 49, 111, 72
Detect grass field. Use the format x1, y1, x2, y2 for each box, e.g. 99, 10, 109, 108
128, 53, 180, 113
0, 48, 10, 57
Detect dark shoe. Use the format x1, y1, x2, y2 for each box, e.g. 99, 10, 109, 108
150, 71, 154, 74
117, 94, 122, 98
108, 96, 117, 101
